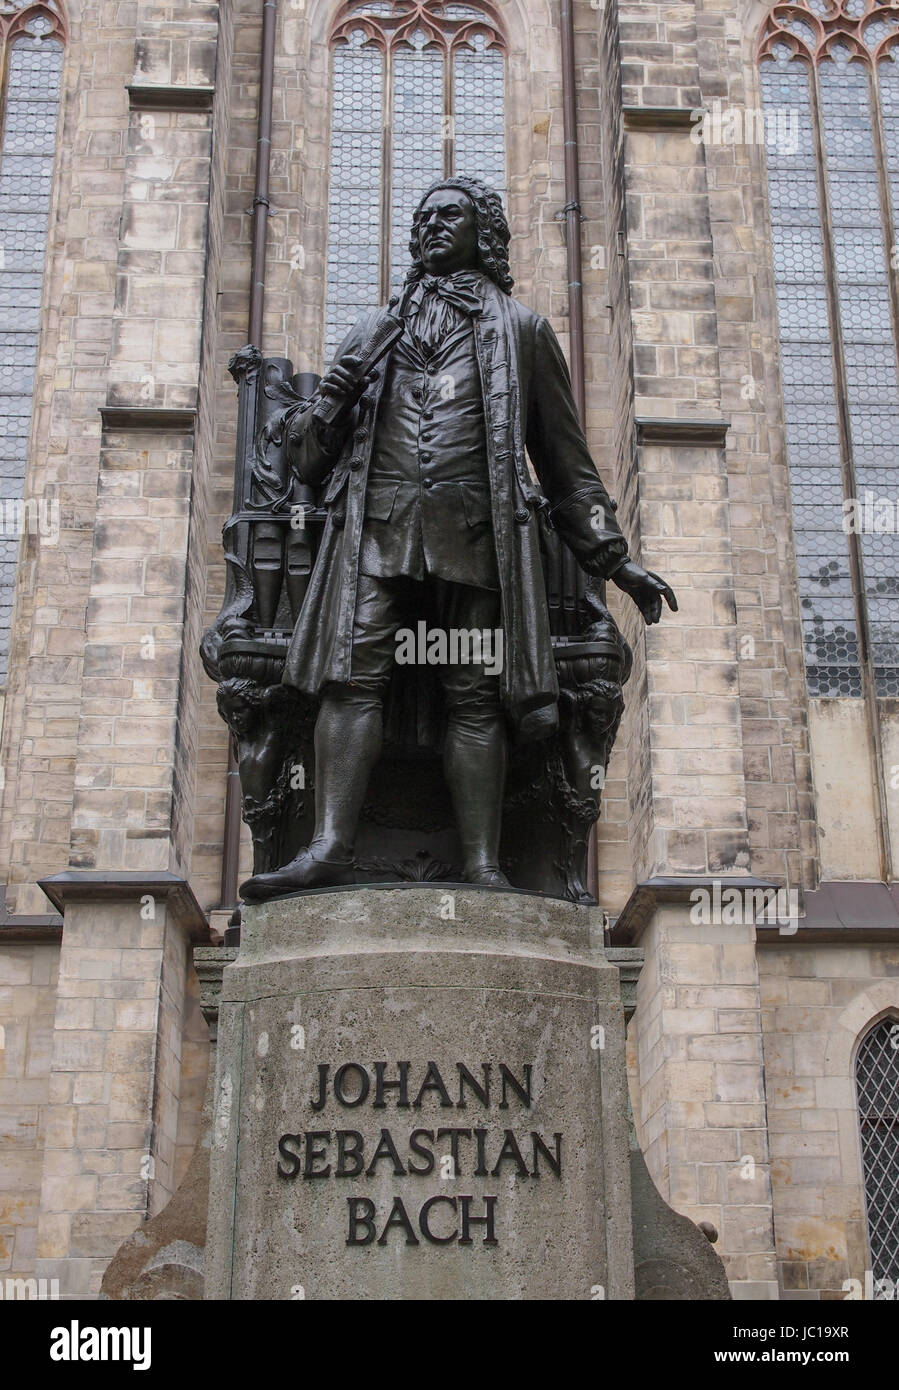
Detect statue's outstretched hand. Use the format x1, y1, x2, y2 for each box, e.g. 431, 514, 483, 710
611, 560, 678, 625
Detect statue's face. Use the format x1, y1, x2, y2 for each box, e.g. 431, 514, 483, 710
581, 694, 613, 740
418, 189, 478, 275
228, 699, 254, 734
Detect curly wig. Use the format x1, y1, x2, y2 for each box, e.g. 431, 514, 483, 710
405, 176, 513, 295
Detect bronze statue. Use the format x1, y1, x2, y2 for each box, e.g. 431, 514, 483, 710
203, 177, 676, 903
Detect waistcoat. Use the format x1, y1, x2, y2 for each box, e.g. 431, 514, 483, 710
360, 316, 498, 590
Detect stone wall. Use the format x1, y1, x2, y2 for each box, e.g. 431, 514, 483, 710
629, 900, 778, 1298
0, 0, 221, 911
611, 0, 812, 889
0, 0, 220, 1293
0, 0, 128, 915
594, 1, 639, 911
758, 942, 899, 1298
0, 940, 58, 1283
616, 0, 889, 1300
33, 892, 206, 1298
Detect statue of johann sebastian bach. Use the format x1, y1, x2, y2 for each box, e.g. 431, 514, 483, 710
240, 177, 676, 900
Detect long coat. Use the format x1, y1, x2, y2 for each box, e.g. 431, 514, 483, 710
283, 275, 628, 739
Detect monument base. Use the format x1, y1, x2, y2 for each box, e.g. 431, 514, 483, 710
206, 887, 635, 1300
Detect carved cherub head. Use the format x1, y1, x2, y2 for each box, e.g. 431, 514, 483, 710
217, 677, 265, 737
558, 679, 622, 741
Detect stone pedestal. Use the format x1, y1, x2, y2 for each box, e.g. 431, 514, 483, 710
206, 887, 635, 1300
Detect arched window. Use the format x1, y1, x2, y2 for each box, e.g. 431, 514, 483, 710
855, 1016, 899, 1290
324, 0, 506, 362
759, 3, 899, 698
0, 2, 65, 682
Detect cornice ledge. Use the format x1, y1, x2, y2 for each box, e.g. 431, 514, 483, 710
623, 105, 698, 131
38, 870, 210, 941
126, 84, 215, 111
100, 406, 197, 432
636, 416, 730, 447
609, 874, 778, 946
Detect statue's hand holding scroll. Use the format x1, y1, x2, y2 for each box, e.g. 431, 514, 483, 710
312, 353, 370, 427
312, 313, 405, 429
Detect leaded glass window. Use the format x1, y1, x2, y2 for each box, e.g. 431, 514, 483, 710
760, 5, 899, 699
0, 3, 65, 682
856, 1017, 899, 1291
324, 0, 506, 361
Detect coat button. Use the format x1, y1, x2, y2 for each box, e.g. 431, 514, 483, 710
353, 427, 367, 443
422, 478, 434, 489
514, 507, 529, 523
420, 452, 432, 465
350, 457, 363, 471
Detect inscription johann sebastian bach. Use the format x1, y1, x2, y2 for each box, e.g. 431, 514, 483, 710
276, 1061, 563, 1247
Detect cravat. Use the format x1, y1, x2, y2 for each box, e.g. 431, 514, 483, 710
404, 271, 484, 356
415, 272, 484, 318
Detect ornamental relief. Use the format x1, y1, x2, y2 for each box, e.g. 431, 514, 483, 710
0, 1, 65, 45
759, 0, 899, 63
331, 0, 505, 53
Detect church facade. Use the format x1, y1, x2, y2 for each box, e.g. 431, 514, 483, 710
1, 0, 898, 1300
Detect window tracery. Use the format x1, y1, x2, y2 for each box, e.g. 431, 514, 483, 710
324, 0, 506, 360
760, 2, 899, 698
0, 1, 65, 681
856, 1017, 899, 1289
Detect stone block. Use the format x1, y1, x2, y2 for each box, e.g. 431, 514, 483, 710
207, 889, 634, 1300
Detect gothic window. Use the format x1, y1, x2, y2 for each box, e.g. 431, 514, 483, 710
0, 2, 65, 682
324, 0, 506, 362
760, 4, 899, 699
856, 1017, 899, 1291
